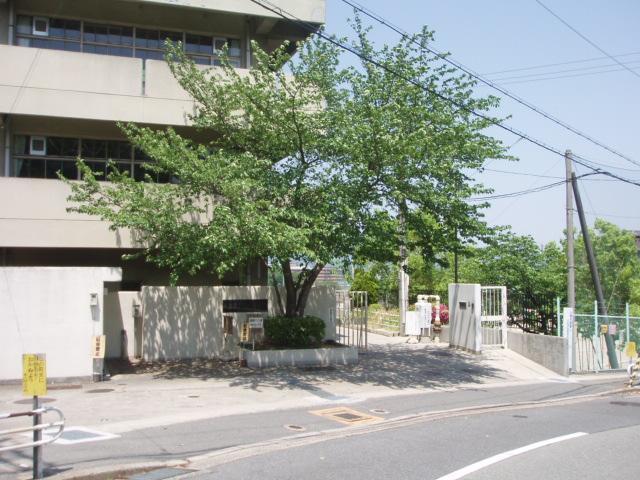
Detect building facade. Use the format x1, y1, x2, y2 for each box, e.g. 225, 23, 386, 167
0, 0, 325, 380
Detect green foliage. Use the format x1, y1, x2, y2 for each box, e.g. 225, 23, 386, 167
63, 17, 509, 317
351, 268, 379, 304
263, 316, 325, 348
572, 219, 640, 313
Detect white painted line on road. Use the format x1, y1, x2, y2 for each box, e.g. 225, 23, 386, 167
435, 432, 588, 480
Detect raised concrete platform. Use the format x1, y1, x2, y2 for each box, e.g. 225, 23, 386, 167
243, 346, 358, 368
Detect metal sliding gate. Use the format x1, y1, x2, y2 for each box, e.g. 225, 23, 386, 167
334, 290, 368, 351
480, 286, 508, 348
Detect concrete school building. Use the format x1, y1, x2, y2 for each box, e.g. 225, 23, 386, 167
0, 0, 327, 382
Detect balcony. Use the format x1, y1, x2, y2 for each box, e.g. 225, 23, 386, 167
0, 44, 221, 126
0, 176, 137, 249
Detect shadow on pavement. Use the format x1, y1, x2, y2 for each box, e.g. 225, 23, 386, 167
107, 343, 505, 393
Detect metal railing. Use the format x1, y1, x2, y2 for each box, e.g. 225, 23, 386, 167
0, 406, 65, 452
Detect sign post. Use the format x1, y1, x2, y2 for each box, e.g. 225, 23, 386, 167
23, 353, 47, 479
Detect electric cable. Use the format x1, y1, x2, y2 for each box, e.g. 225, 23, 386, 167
248, 0, 640, 188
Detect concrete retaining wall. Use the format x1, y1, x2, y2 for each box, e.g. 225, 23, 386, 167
507, 329, 569, 376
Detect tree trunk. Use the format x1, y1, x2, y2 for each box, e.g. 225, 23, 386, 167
279, 261, 324, 318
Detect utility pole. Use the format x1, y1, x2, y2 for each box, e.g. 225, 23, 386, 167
398, 209, 409, 336
565, 150, 577, 371
565, 150, 576, 310
571, 172, 619, 369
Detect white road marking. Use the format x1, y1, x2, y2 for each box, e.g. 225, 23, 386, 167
435, 432, 588, 480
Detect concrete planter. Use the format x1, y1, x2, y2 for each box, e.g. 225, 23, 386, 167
242, 346, 358, 368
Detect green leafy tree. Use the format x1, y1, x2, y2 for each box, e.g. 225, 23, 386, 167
574, 219, 640, 313
65, 20, 508, 318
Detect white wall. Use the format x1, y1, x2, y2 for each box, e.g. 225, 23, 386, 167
0, 267, 122, 381
141, 285, 336, 361
104, 291, 141, 359
448, 283, 482, 354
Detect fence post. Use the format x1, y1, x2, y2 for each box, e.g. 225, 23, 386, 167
556, 297, 561, 337
594, 300, 601, 372
626, 303, 630, 349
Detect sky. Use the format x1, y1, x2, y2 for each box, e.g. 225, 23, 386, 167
321, 0, 640, 245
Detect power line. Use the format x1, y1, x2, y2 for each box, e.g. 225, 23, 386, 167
490, 60, 640, 83
337, 0, 640, 169
470, 173, 596, 201
483, 168, 620, 181
482, 51, 640, 76
535, 0, 640, 80
498, 65, 640, 86
247, 0, 640, 189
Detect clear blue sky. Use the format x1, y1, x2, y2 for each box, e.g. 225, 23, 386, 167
323, 0, 640, 245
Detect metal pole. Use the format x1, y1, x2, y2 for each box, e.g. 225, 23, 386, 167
626, 302, 630, 348
571, 172, 619, 369
594, 300, 600, 372
556, 297, 561, 337
398, 211, 408, 336
33, 395, 43, 479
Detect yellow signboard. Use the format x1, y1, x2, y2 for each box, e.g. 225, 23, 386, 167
600, 324, 608, 334
92, 335, 106, 359
240, 323, 250, 342
625, 341, 637, 358
22, 354, 47, 397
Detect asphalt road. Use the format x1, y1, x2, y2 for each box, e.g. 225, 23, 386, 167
2, 378, 636, 479
183, 388, 640, 480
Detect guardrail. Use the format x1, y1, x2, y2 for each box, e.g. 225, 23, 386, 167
0, 405, 65, 479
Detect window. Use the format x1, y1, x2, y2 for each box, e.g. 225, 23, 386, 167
30, 137, 46, 155
32, 17, 49, 36
14, 15, 245, 66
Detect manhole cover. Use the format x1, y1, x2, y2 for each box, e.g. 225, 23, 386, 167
512, 414, 528, 418
284, 424, 306, 431
14, 397, 56, 405
310, 407, 381, 425
85, 388, 114, 393
188, 395, 200, 398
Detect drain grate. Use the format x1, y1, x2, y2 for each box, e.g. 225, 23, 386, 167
130, 468, 195, 480
36, 427, 120, 445
310, 407, 382, 426
370, 408, 389, 415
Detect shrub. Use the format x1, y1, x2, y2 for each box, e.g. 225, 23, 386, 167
263, 316, 326, 349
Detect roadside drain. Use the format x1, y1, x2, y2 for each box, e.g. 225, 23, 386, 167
86, 388, 115, 394
310, 407, 382, 426
284, 424, 306, 432
130, 467, 195, 480
370, 409, 389, 415
14, 397, 56, 404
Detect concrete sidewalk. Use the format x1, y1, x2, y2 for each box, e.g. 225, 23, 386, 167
1, 334, 568, 435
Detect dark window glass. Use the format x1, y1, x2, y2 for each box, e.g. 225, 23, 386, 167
111, 46, 133, 57
134, 147, 152, 162
16, 15, 31, 35
85, 161, 107, 180
133, 164, 148, 182
82, 139, 107, 159
65, 20, 81, 40
47, 137, 78, 157
186, 34, 212, 55
49, 18, 66, 38
135, 49, 164, 61
16, 158, 45, 178
160, 30, 182, 45
66, 41, 81, 52
13, 136, 30, 155
45, 159, 64, 179
108, 26, 123, 45
188, 55, 211, 66
32, 38, 65, 50
58, 160, 79, 180
121, 27, 134, 46
108, 141, 131, 160
108, 162, 132, 176
135, 28, 158, 49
